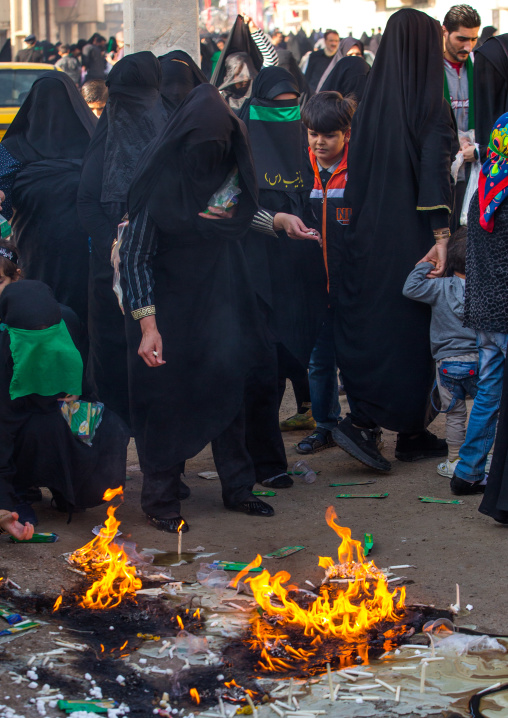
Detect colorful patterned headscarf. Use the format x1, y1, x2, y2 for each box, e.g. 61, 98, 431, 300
479, 112, 508, 232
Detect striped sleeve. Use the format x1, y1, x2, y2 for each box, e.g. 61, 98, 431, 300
250, 29, 279, 67
119, 207, 159, 320
251, 208, 277, 237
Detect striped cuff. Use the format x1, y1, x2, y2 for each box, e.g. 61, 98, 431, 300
131, 305, 156, 320
251, 209, 277, 237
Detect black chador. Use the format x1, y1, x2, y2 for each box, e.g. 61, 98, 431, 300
320, 56, 371, 103
336, 9, 456, 433
238, 67, 327, 487
77, 52, 164, 427
123, 84, 273, 531
2, 72, 96, 325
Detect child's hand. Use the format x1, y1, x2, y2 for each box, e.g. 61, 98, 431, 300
0, 511, 34, 540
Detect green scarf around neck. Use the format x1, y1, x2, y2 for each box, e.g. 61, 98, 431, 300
443, 55, 474, 130
1, 319, 82, 400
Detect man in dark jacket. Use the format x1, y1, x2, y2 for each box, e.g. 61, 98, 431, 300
14, 35, 44, 63
305, 30, 339, 92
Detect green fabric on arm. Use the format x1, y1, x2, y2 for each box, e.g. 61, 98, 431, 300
4, 319, 82, 400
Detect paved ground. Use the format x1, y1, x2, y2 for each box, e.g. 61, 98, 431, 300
1, 390, 505, 637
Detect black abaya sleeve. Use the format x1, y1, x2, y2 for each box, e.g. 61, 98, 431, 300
417, 102, 455, 226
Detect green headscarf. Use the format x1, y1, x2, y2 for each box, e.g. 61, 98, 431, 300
2, 319, 82, 400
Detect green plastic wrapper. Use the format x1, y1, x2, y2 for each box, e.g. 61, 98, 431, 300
59, 400, 104, 446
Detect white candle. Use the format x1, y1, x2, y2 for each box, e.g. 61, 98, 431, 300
420, 662, 428, 694
177, 528, 182, 556
326, 663, 334, 703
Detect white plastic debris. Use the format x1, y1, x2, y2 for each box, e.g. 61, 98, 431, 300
116, 675, 126, 685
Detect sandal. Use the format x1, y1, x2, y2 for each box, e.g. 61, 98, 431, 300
296, 429, 334, 455
146, 515, 190, 533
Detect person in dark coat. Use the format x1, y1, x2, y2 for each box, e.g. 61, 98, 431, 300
474, 34, 508, 161
0, 279, 129, 527
0, 72, 97, 326
304, 30, 340, 92
333, 8, 456, 468
121, 84, 275, 533
77, 52, 164, 428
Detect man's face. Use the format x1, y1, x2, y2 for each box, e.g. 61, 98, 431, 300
443, 24, 480, 63
272, 32, 283, 45
325, 32, 339, 55
88, 101, 105, 118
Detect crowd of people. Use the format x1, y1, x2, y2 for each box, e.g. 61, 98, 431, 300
0, 3, 507, 541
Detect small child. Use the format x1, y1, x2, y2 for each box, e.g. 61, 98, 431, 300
403, 227, 479, 477
0, 238, 22, 295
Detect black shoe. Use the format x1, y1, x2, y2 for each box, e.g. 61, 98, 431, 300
395, 430, 447, 462
450, 474, 486, 496
179, 481, 191, 500
332, 416, 391, 472
296, 429, 335, 455
226, 498, 275, 517
260, 473, 293, 489
146, 515, 190, 533
14, 503, 38, 527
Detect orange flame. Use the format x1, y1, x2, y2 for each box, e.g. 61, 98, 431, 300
68, 487, 141, 609
176, 615, 184, 630
177, 520, 185, 533
193, 608, 201, 619
190, 688, 200, 705
52, 595, 63, 612
238, 507, 406, 671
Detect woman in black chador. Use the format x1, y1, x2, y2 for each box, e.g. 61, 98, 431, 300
474, 34, 508, 161
320, 55, 371, 103
122, 84, 274, 533
77, 52, 164, 427
0, 280, 129, 526
333, 9, 457, 466
238, 66, 327, 455
0, 73, 96, 325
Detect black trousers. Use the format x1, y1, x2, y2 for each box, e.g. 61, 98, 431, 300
140, 405, 258, 518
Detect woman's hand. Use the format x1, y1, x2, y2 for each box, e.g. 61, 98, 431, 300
198, 206, 236, 220
243, 14, 257, 32
0, 511, 34, 540
274, 213, 323, 245
138, 315, 166, 368
63, 394, 79, 403
417, 235, 448, 277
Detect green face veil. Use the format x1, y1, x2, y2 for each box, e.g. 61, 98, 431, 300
0, 280, 82, 400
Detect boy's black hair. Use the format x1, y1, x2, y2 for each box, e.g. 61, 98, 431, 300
81, 79, 108, 104
447, 226, 467, 275
443, 5, 481, 33
301, 91, 356, 134
0, 238, 22, 280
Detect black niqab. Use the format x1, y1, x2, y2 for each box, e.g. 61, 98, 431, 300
339, 37, 364, 57
2, 72, 96, 164
275, 49, 312, 106
336, 8, 456, 433
158, 50, 208, 119
0, 280, 61, 329
101, 51, 163, 203
320, 55, 371, 101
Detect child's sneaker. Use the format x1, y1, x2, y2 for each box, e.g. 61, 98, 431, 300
437, 457, 459, 478
280, 408, 316, 432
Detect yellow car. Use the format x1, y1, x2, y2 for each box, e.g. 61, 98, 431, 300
0, 62, 61, 139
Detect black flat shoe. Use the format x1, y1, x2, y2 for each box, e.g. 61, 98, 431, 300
226, 499, 275, 517
450, 474, 485, 496
260, 473, 293, 489
146, 515, 190, 533
395, 430, 447, 462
